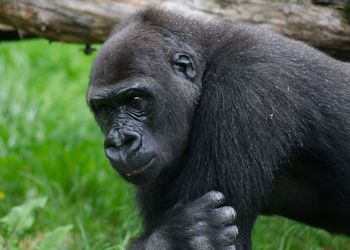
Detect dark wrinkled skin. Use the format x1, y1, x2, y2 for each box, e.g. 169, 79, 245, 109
87, 7, 350, 250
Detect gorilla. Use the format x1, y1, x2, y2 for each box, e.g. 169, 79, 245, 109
87, 7, 350, 250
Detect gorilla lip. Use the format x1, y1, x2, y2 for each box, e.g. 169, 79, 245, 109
125, 159, 153, 177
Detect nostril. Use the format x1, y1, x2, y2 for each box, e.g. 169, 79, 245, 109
104, 131, 120, 148
124, 135, 136, 146
123, 131, 141, 152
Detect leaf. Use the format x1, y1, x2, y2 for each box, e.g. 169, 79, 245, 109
0, 197, 47, 234
36, 225, 73, 250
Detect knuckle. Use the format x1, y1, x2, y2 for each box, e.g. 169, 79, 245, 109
208, 190, 225, 202
194, 191, 225, 209
225, 225, 239, 237
183, 205, 197, 218
191, 221, 208, 232
220, 225, 238, 241
232, 225, 239, 237
223, 206, 236, 221
190, 235, 211, 249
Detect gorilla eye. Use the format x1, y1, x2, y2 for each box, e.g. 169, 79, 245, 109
171, 53, 196, 79
126, 96, 148, 111
91, 101, 110, 113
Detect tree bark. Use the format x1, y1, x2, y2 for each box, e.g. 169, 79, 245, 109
0, 24, 36, 40
0, 0, 350, 59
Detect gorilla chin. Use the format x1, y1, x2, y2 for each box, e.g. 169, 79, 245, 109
109, 157, 162, 185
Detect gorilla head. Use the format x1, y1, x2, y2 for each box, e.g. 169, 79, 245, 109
87, 11, 205, 184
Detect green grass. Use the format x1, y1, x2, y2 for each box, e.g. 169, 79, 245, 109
0, 40, 139, 249
0, 40, 349, 249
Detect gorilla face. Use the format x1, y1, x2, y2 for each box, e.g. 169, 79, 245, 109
87, 24, 202, 184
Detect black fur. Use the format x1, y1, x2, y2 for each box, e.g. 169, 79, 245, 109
88, 7, 350, 250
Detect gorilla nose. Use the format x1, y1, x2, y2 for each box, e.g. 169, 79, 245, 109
104, 130, 142, 160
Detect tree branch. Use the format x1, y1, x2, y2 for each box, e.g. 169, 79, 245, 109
0, 0, 349, 59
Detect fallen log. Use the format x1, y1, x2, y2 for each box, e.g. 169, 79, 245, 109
0, 0, 349, 59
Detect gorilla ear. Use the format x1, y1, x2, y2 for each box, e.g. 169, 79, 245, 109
171, 53, 196, 79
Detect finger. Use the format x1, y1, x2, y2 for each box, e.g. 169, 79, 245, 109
213, 206, 237, 225
192, 191, 226, 209
218, 225, 239, 245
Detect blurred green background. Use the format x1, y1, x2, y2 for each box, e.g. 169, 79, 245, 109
0, 40, 349, 249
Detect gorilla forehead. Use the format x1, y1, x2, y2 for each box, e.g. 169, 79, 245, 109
89, 7, 209, 89
89, 23, 170, 87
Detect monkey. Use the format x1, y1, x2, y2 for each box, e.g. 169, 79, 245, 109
87, 7, 350, 249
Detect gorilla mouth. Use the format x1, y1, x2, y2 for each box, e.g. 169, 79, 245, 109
125, 159, 153, 177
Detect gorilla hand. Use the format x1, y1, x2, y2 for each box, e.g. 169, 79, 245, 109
129, 191, 238, 250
